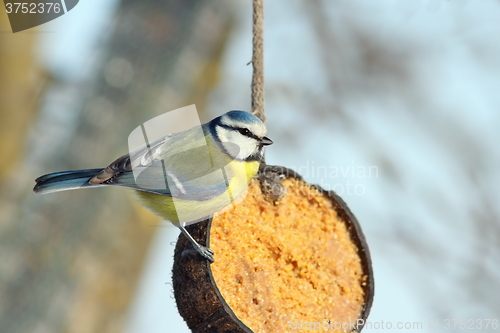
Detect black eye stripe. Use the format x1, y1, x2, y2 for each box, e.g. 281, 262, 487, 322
238, 128, 251, 136
219, 124, 259, 140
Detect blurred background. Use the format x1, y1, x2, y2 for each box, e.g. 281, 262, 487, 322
1, 0, 499, 332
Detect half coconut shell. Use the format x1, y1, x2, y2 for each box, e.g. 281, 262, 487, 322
172, 165, 374, 333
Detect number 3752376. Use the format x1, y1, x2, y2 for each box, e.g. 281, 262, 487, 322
5, 2, 62, 14
443, 319, 498, 330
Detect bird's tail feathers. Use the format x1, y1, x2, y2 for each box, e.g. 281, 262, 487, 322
34, 169, 104, 194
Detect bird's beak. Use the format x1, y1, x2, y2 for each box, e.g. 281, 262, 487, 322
260, 136, 273, 146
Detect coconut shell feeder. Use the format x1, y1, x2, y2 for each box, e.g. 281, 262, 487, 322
172, 166, 374, 332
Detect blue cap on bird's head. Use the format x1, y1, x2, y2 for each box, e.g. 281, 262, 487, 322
222, 110, 264, 125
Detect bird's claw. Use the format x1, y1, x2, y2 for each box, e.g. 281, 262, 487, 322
183, 245, 215, 263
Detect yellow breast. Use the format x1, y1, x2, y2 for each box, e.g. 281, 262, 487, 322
134, 159, 261, 225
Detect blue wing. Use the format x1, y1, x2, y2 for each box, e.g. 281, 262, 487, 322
34, 126, 239, 201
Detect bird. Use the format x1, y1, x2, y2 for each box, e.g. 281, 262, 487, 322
34, 110, 273, 262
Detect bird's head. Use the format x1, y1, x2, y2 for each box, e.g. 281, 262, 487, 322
211, 110, 273, 161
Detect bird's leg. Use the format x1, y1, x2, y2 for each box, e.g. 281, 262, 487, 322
178, 226, 215, 263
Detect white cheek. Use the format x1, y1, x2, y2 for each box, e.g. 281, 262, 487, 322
235, 137, 258, 160
218, 129, 257, 159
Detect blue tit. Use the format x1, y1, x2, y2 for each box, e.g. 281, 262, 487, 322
34, 110, 273, 262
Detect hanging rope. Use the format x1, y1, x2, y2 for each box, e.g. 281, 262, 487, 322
252, 0, 282, 199
251, 0, 266, 123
